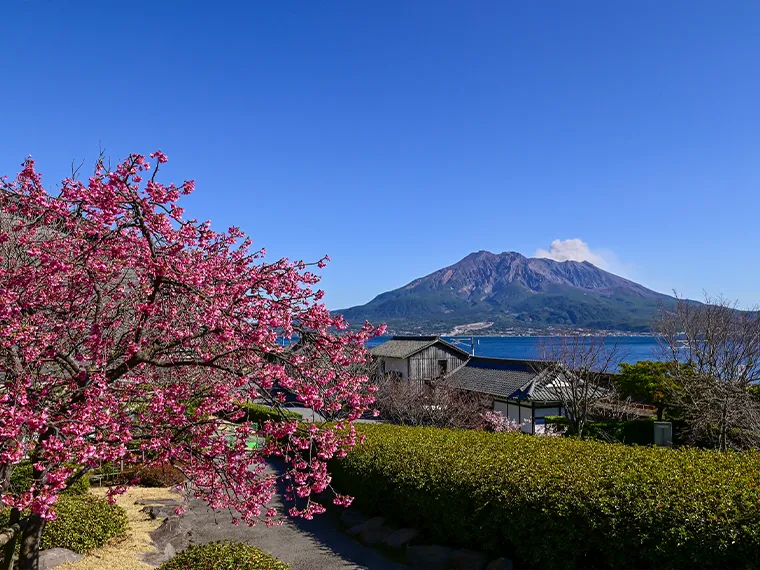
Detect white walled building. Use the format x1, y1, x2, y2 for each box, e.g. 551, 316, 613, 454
371, 336, 570, 433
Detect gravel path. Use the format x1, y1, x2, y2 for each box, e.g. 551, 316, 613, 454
146, 466, 407, 570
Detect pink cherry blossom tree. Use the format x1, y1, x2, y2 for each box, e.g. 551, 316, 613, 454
0, 151, 383, 568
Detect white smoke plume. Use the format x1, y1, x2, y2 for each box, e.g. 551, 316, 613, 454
534, 238, 610, 270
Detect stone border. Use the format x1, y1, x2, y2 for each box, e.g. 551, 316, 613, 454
318, 492, 514, 570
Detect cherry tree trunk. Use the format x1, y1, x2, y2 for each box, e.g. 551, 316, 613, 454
17, 514, 44, 570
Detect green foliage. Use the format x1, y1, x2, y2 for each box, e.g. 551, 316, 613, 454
116, 463, 186, 487
332, 423, 760, 570
237, 403, 301, 425
159, 540, 289, 570
42, 493, 128, 553
544, 415, 658, 445
0, 494, 128, 554
10, 463, 90, 496
546, 415, 692, 447
616, 360, 687, 419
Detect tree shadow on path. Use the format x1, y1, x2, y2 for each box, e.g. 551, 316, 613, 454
147, 461, 407, 570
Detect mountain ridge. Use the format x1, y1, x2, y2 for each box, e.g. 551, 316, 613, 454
338, 250, 675, 334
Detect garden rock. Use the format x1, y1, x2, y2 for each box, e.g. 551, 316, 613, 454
486, 557, 514, 570
360, 524, 394, 545
407, 544, 454, 569
348, 516, 386, 536
136, 498, 183, 520
39, 548, 84, 569
151, 515, 183, 543
383, 527, 420, 549
450, 548, 489, 570
140, 504, 158, 519
162, 542, 176, 561
340, 507, 368, 527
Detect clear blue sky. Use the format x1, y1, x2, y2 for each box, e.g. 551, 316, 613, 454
1, 1, 759, 309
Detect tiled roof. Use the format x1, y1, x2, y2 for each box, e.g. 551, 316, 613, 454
446, 357, 578, 403
509, 368, 565, 401
370, 336, 471, 359
446, 357, 542, 400
448, 357, 609, 403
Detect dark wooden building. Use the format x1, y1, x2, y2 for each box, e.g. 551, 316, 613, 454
370, 336, 470, 382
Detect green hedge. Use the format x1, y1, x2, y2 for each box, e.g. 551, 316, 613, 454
237, 403, 301, 425
159, 540, 289, 570
0, 493, 128, 554
545, 416, 688, 447
10, 463, 90, 496
545, 416, 657, 445
331, 423, 760, 570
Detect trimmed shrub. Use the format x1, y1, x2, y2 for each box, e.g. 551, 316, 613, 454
41, 493, 128, 553
332, 423, 760, 570
545, 416, 688, 447
545, 415, 656, 444
0, 493, 128, 554
159, 540, 289, 570
237, 403, 301, 425
116, 463, 186, 487
10, 462, 90, 495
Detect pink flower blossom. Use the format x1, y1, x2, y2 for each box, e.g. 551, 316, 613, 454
480, 410, 525, 433
0, 152, 384, 526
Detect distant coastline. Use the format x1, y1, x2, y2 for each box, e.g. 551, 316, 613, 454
367, 334, 662, 364
383, 328, 657, 338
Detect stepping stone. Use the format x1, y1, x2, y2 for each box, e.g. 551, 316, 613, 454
348, 516, 386, 535
407, 544, 454, 569
383, 527, 420, 549
486, 557, 514, 570
340, 507, 367, 527
162, 543, 176, 561
151, 515, 183, 543
450, 548, 489, 570
39, 548, 83, 569
141, 504, 181, 519
360, 525, 394, 545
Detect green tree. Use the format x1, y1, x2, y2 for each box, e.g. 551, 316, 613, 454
616, 361, 685, 421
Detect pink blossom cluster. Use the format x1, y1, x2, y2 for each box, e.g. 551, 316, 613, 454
480, 410, 525, 433
0, 152, 384, 523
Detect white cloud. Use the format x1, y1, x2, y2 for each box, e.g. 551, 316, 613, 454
534, 238, 612, 270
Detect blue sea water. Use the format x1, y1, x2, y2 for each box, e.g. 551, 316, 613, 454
366, 335, 663, 366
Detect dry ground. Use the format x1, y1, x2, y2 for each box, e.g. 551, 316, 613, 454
57, 486, 180, 570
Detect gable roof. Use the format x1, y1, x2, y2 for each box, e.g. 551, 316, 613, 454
445, 356, 564, 403
370, 336, 471, 359
509, 367, 567, 401
446, 356, 611, 404
446, 356, 540, 399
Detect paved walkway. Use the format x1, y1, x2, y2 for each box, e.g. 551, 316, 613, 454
146, 466, 407, 570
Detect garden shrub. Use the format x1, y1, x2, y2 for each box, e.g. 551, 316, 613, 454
237, 403, 301, 425
116, 463, 186, 487
331, 423, 760, 570
0, 493, 128, 554
10, 462, 90, 495
41, 493, 128, 553
545, 415, 688, 447
159, 540, 289, 570
545, 415, 656, 444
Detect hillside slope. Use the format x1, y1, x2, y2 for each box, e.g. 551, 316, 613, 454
338, 251, 674, 333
